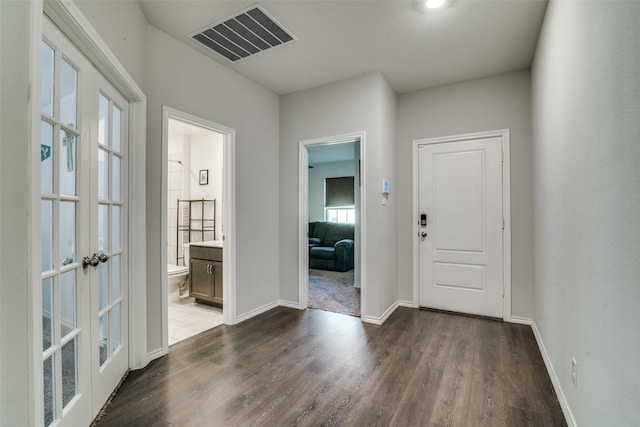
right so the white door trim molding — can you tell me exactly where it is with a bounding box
[28,4,46,425]
[29,0,147,424]
[160,107,237,354]
[298,132,366,319]
[412,129,512,320]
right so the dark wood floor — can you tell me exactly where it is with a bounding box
[94,307,566,426]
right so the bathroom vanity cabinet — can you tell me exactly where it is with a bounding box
[189,245,223,306]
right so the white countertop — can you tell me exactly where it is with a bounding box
[188,240,224,248]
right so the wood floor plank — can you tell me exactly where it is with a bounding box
[93,307,567,427]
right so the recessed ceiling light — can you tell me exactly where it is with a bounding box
[425,0,447,10]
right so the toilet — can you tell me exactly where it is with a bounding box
[167,264,189,303]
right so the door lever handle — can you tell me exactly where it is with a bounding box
[83,253,99,269]
[82,253,109,270]
[82,256,91,270]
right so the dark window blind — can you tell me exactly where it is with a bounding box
[325,176,354,207]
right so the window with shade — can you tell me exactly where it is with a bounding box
[325,176,355,224]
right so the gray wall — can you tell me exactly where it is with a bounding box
[378,74,398,314]
[145,26,281,351]
[396,70,534,318]
[0,2,31,424]
[531,2,640,425]
[75,0,147,91]
[279,72,398,320]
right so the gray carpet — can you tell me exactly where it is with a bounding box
[308,268,360,317]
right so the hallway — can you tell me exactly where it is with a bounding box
[95,307,565,426]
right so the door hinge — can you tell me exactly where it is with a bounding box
[501,150,504,163]
[502,219,505,230]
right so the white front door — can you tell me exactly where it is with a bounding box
[40,17,128,426]
[418,137,503,318]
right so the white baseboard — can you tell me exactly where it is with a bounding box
[398,300,417,308]
[362,301,399,325]
[507,315,532,325]
[235,300,281,323]
[531,321,577,427]
[145,348,166,365]
[279,300,301,309]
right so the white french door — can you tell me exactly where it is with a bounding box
[40,17,128,427]
[418,137,503,318]
[90,66,129,418]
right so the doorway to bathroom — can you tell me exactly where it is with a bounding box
[161,107,236,350]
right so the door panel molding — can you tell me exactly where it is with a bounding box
[412,129,511,320]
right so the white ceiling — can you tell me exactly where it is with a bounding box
[308,141,357,165]
[140,0,547,95]
[168,118,213,138]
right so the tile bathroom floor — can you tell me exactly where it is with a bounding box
[168,297,223,346]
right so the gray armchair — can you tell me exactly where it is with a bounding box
[308,222,354,272]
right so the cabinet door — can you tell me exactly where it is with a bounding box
[211,261,223,303]
[190,259,213,300]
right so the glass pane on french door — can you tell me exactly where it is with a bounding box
[96,91,125,368]
[40,34,82,426]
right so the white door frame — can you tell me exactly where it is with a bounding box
[29,0,147,424]
[298,132,366,319]
[161,107,237,353]
[412,129,512,321]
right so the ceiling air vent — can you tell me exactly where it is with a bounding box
[191,5,296,62]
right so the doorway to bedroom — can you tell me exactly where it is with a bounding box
[301,135,362,317]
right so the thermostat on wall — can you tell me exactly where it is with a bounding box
[382,179,390,194]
